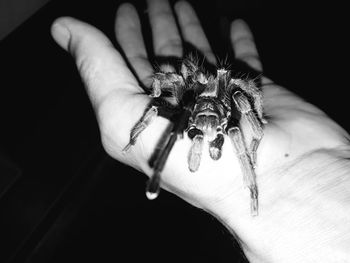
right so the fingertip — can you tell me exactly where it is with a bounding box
[115,2,139,29]
[174,1,196,19]
[51,16,114,60]
[51,17,73,50]
[231,19,253,41]
[116,2,137,20]
[174,0,190,12]
[117,2,136,14]
[232,18,247,27]
[231,18,249,29]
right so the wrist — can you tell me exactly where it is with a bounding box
[209,148,350,263]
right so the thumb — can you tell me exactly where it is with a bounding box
[50,17,142,108]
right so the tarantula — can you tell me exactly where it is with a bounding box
[123,56,266,216]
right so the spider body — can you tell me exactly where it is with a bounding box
[123,57,265,215]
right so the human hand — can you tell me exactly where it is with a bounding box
[51,0,350,261]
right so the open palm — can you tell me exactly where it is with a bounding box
[51,0,350,222]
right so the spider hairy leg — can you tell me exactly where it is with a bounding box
[146,129,177,199]
[146,109,192,199]
[180,57,198,80]
[233,91,263,167]
[187,127,204,172]
[227,126,258,216]
[180,57,208,85]
[151,78,162,97]
[150,72,185,98]
[122,105,158,153]
[231,79,266,124]
[249,132,263,168]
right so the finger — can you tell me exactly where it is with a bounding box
[148,0,182,58]
[51,17,152,153]
[51,17,143,105]
[174,1,216,64]
[115,3,154,86]
[231,19,262,72]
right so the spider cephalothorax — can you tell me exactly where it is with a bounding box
[123,56,266,216]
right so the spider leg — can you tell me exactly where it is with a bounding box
[233,91,263,167]
[227,125,258,216]
[151,77,162,97]
[231,79,267,124]
[146,127,177,199]
[146,109,192,199]
[181,57,208,85]
[150,72,184,98]
[123,95,179,153]
[122,105,158,153]
[209,126,225,160]
[187,126,204,172]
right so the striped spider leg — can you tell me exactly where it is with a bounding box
[222,72,265,215]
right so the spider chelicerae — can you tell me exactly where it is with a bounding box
[123,56,266,216]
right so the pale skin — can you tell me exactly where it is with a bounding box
[51,0,350,262]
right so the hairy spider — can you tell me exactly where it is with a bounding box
[123,56,266,216]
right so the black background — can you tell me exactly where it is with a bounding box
[0,0,348,262]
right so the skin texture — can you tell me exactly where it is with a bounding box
[51,0,350,262]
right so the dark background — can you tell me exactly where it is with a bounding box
[0,0,348,262]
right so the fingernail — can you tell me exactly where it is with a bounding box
[51,21,70,45]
